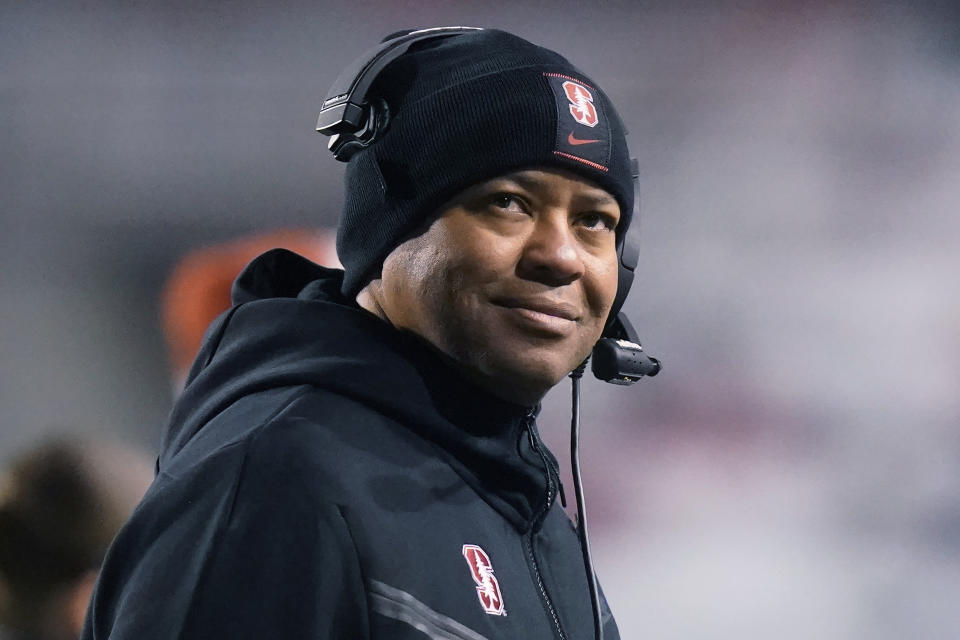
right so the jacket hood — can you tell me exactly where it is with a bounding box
[159,248,557,531]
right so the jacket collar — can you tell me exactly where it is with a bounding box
[166,249,557,531]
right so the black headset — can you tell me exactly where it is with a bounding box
[317,26,659,384]
[317,27,482,161]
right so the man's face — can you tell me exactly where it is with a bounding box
[366,167,622,405]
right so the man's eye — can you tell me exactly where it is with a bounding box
[490,194,525,212]
[580,212,618,231]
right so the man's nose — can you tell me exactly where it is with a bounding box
[516,214,585,286]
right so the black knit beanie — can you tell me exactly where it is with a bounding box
[337,28,634,297]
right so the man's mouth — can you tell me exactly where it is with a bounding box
[492,297,580,335]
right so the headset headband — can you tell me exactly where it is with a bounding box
[316,27,483,142]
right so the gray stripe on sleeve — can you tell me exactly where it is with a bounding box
[367,579,489,640]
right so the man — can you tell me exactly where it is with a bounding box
[84,28,639,639]
[0,438,150,640]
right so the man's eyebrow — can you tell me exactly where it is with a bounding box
[579,192,618,208]
[500,173,619,207]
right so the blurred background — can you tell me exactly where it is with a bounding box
[2,0,959,637]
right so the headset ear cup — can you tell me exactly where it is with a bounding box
[331,99,391,162]
[604,235,636,335]
[603,158,641,336]
[318,27,482,163]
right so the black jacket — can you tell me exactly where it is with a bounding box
[83,249,620,640]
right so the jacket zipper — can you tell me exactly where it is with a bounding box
[524,414,567,640]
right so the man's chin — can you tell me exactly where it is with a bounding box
[472,352,577,406]
[434,326,587,405]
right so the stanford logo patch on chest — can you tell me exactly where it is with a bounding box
[462,544,506,616]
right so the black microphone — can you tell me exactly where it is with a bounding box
[591,312,661,384]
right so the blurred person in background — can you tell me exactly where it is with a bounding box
[0,438,151,640]
[83,27,656,639]
[160,229,339,395]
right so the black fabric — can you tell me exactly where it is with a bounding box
[0,624,37,640]
[337,28,635,296]
[82,249,620,640]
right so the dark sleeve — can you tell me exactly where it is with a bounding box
[83,434,369,640]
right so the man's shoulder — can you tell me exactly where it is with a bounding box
[163,384,439,498]
[241,385,430,465]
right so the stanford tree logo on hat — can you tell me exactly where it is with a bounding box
[563,80,599,127]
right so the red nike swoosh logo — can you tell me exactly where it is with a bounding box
[568,131,600,145]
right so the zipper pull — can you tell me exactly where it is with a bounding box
[544,444,568,509]
[531,415,567,509]
[525,414,565,509]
